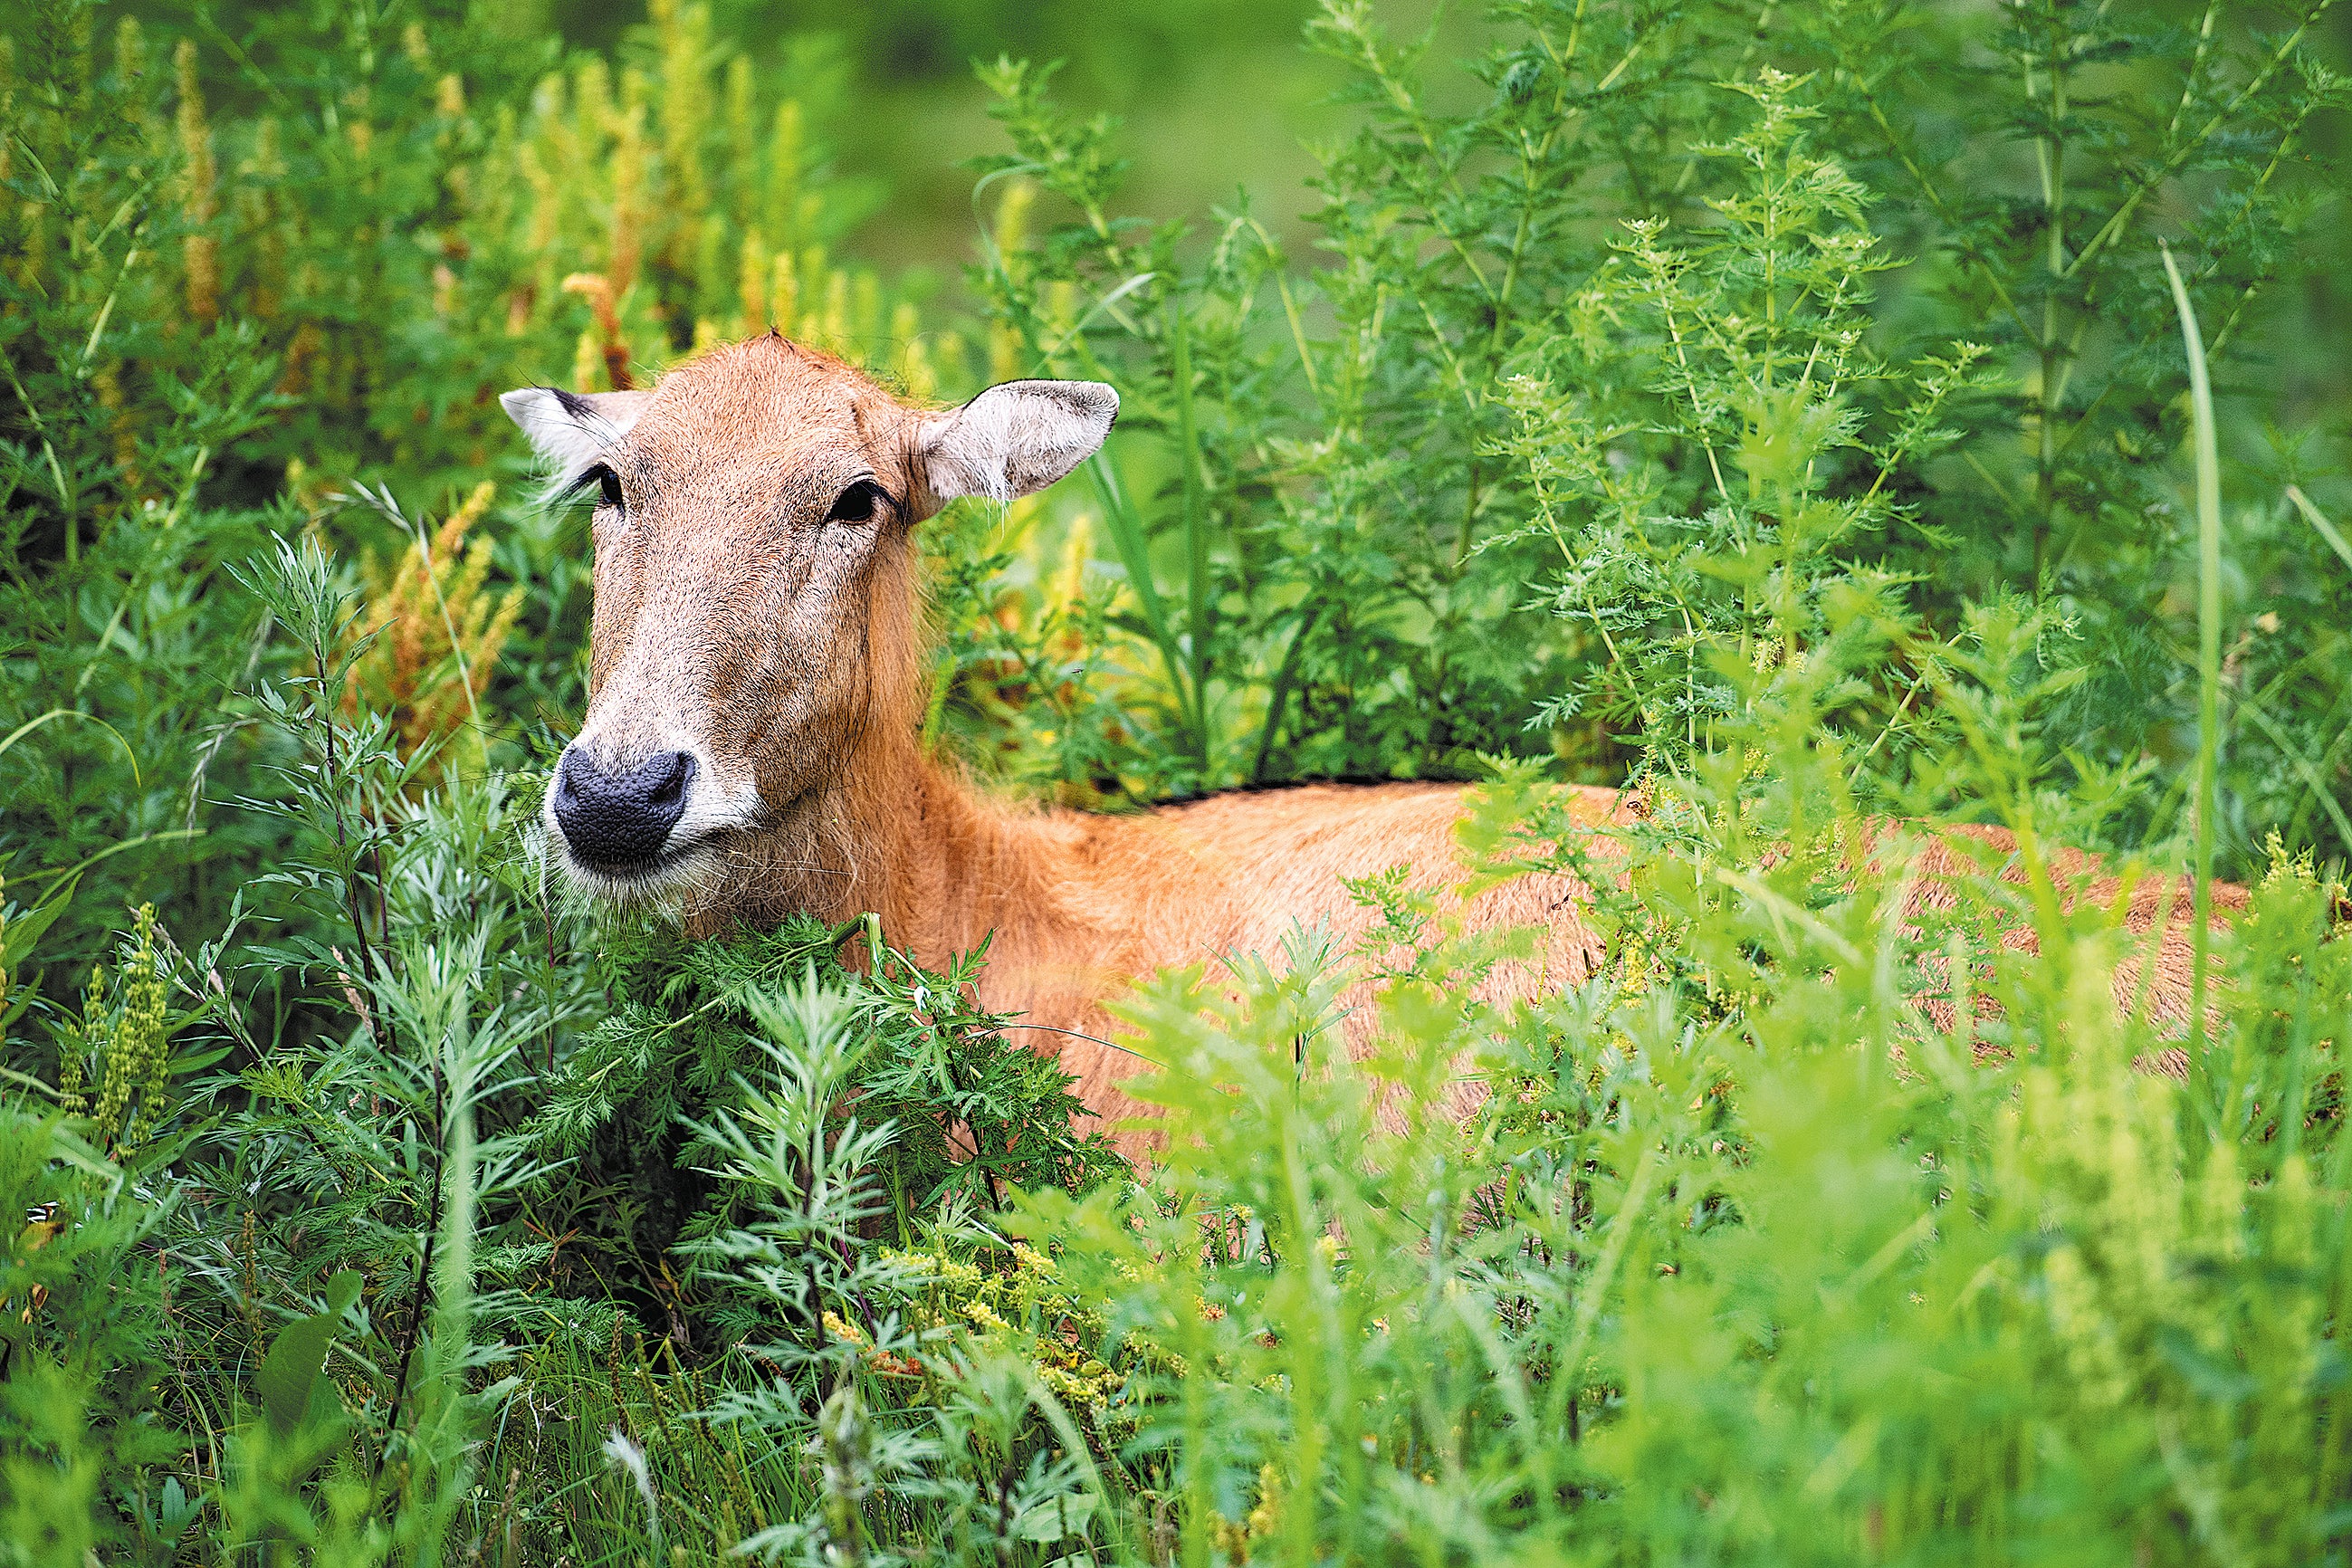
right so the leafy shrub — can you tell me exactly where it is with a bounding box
[527,910,1122,1332]
[973,0,2351,860]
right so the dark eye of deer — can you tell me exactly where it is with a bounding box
[827,479,885,524]
[591,464,624,511]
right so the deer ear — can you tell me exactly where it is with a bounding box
[917,379,1117,511]
[499,387,650,475]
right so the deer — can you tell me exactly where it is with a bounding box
[501,332,2241,1141]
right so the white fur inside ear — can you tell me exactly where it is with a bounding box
[499,387,649,488]
[920,379,1118,506]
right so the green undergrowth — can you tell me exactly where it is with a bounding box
[2,0,2350,1561]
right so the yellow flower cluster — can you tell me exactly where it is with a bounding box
[1210,1463,1286,1562]
[342,482,525,784]
[58,904,174,1154]
[1035,1341,1123,1412]
[37,3,975,533]
[479,0,957,396]
[173,38,217,324]
[884,1247,986,1295]
[884,1244,1128,1412]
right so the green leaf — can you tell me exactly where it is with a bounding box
[155,1476,200,1544]
[2,875,80,970]
[256,1270,363,1435]
[167,1044,234,1077]
[1009,1492,1097,1543]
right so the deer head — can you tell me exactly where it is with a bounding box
[502,334,1116,915]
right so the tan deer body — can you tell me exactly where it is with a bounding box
[502,335,2234,1137]
[708,754,1627,1124]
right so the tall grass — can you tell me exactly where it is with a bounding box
[2163,244,2225,1095]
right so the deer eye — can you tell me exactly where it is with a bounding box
[826,478,887,524]
[569,463,625,514]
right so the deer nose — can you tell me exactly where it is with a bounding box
[552,748,695,868]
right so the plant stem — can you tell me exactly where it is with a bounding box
[2162,245,2223,1086]
[1168,293,1215,774]
[2031,5,2069,595]
[376,1025,449,1491]
[1252,599,1324,784]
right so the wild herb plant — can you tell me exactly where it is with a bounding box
[525,908,1120,1333]
[971,0,1784,790]
[1789,0,2352,858]
[974,0,2348,854]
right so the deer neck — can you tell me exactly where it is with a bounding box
[684,722,1059,965]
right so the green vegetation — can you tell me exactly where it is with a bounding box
[2,0,2350,1561]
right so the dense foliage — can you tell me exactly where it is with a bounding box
[1,0,2349,1561]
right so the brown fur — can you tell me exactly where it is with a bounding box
[526,335,2242,1144]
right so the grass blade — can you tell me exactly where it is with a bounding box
[2161,244,2223,1087]
[2239,692,2352,856]
[1252,598,1324,783]
[0,708,141,786]
[2287,484,2352,573]
[1085,451,1202,741]
[1167,292,1215,771]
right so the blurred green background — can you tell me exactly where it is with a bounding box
[133,0,2352,412]
[552,0,1372,273]
[560,0,2352,391]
